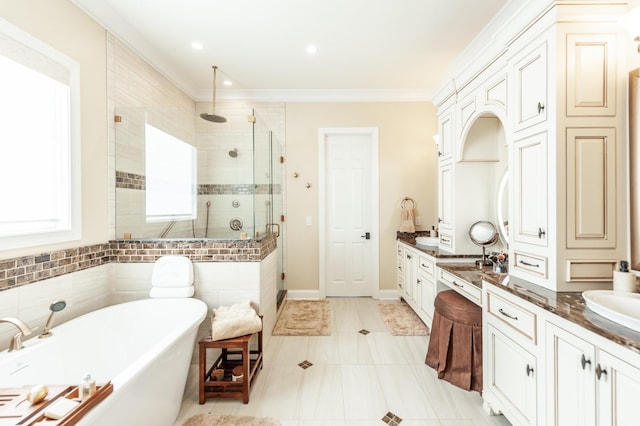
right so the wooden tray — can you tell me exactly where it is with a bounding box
[0,383,112,426]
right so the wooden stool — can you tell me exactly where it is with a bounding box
[198,326,263,404]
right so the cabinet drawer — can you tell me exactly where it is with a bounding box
[439,233,453,251]
[513,250,547,277]
[418,255,435,279]
[439,269,481,305]
[487,290,537,344]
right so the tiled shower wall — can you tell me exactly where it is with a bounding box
[108,33,286,241]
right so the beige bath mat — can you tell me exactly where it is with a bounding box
[183,413,280,426]
[272,299,331,336]
[377,303,430,336]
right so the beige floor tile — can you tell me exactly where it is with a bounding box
[174,297,511,426]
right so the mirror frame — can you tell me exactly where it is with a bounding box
[496,171,509,248]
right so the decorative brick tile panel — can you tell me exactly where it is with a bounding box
[0,234,277,292]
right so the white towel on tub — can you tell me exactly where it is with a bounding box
[210,300,262,341]
[151,255,194,288]
[149,285,195,298]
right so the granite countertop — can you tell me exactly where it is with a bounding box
[396,233,481,259]
[438,262,640,356]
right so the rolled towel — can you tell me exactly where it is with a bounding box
[210,300,262,341]
[150,285,195,298]
[151,255,193,288]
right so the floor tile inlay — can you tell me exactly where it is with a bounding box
[298,360,313,369]
[382,411,403,425]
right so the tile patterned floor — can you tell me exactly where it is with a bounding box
[174,298,512,426]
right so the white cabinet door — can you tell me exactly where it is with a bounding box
[513,42,548,132]
[597,349,640,426]
[513,131,548,247]
[403,247,417,304]
[418,272,435,323]
[438,108,454,162]
[546,322,597,426]
[437,162,453,231]
[486,323,538,426]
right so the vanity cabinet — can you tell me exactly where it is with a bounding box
[482,283,543,426]
[545,318,640,426]
[396,241,436,326]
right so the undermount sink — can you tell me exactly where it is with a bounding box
[582,290,640,333]
[415,236,439,247]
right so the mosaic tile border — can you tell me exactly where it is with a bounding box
[115,171,281,196]
[115,171,145,190]
[0,234,277,292]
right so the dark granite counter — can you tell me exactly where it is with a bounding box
[396,233,481,259]
[438,262,640,356]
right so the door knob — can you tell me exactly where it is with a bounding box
[361,232,371,240]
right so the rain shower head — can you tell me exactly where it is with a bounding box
[201,65,227,123]
[228,148,238,158]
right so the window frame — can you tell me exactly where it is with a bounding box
[0,18,81,251]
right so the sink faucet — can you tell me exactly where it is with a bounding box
[0,317,33,352]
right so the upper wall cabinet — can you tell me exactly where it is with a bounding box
[513,42,548,132]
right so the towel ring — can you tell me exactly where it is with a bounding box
[401,197,414,209]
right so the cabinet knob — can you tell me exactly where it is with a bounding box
[595,364,608,380]
[580,354,591,370]
[538,227,546,239]
[537,102,545,113]
[406,254,412,259]
[526,364,534,377]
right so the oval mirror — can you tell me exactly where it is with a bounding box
[469,221,499,267]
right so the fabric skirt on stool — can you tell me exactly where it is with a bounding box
[425,290,483,392]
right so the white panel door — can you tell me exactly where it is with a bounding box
[321,129,378,297]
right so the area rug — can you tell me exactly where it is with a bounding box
[377,303,430,336]
[183,413,280,426]
[272,299,331,336]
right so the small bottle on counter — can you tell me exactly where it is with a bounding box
[429,226,437,238]
[79,373,96,401]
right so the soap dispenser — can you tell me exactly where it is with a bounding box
[613,260,636,292]
[79,373,96,401]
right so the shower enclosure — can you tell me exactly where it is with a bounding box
[114,105,285,296]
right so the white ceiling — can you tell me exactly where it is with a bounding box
[71,0,513,102]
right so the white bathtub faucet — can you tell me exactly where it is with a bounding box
[0,317,33,352]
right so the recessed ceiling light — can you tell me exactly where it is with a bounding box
[306,45,318,54]
[223,80,233,86]
[191,42,203,50]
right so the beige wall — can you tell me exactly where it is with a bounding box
[0,0,108,259]
[285,102,438,293]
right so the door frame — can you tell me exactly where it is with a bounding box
[318,127,379,298]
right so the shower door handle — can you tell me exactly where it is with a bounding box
[266,223,280,238]
[361,232,371,240]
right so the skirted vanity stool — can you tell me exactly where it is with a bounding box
[425,290,483,392]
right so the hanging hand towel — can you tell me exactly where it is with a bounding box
[400,198,415,233]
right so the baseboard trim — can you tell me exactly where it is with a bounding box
[286,289,323,299]
[376,289,400,300]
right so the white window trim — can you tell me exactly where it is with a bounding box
[0,18,81,251]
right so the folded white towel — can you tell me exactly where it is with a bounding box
[151,255,193,288]
[210,300,262,341]
[150,285,195,298]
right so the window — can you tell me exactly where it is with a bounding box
[145,123,197,222]
[0,18,81,250]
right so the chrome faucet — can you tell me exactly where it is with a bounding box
[0,317,33,352]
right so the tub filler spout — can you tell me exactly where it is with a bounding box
[0,317,33,352]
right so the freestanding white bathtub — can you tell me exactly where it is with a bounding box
[0,298,208,426]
